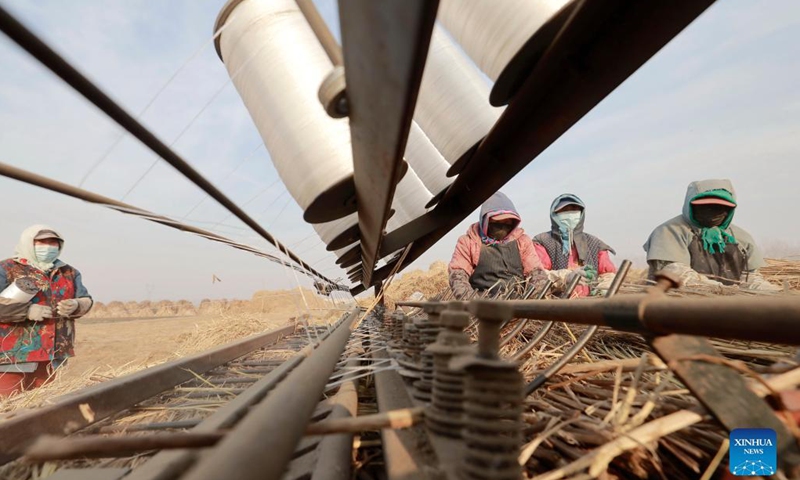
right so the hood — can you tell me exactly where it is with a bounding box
[14,224,64,272]
[681,179,737,229]
[549,193,586,233]
[477,191,522,244]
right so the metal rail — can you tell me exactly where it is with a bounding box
[338,0,439,286]
[0,323,294,465]
[353,0,717,293]
[0,5,331,283]
[181,311,360,480]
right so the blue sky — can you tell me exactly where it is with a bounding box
[0,0,798,303]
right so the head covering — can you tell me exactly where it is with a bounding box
[681,180,738,254]
[14,224,64,272]
[553,197,585,213]
[478,192,521,245]
[548,194,586,255]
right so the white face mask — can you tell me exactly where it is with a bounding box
[555,211,581,231]
[34,244,59,264]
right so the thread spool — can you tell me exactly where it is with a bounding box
[0,277,39,303]
[415,25,502,177]
[437,0,575,106]
[406,122,452,201]
[215,0,355,223]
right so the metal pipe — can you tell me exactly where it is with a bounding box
[524,260,631,395]
[313,357,359,480]
[181,310,359,480]
[472,294,800,346]
[295,0,343,66]
[0,6,328,283]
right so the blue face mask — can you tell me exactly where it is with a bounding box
[34,245,59,264]
[555,211,581,231]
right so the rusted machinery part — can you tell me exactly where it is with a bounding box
[0,323,295,466]
[524,260,632,395]
[180,311,359,480]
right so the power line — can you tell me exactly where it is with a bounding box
[0,6,333,284]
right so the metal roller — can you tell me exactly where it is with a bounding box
[405,121,452,200]
[437,0,575,106]
[415,25,502,176]
[215,0,355,224]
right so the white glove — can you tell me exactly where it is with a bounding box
[27,304,54,321]
[660,263,723,288]
[57,299,79,316]
[739,271,782,292]
[594,273,616,292]
[545,269,572,288]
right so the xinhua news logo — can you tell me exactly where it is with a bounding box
[729,428,777,476]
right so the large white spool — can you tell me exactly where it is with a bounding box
[437,0,573,106]
[405,122,451,199]
[215,0,356,224]
[415,25,502,175]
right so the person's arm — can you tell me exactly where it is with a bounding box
[517,235,545,276]
[56,269,94,318]
[532,243,552,270]
[449,236,476,300]
[739,270,781,292]
[597,250,617,274]
[658,262,723,288]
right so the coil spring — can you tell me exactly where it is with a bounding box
[402,323,423,361]
[393,312,406,342]
[461,363,523,480]
[426,349,467,437]
[412,318,441,402]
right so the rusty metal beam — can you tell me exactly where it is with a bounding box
[354,0,716,293]
[338,0,438,286]
[0,324,294,465]
[180,311,359,480]
[475,295,800,345]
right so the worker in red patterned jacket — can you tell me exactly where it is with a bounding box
[534,194,617,297]
[0,225,93,396]
[448,192,546,299]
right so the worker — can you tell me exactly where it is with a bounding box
[533,194,617,297]
[448,192,545,299]
[643,179,779,290]
[0,225,93,397]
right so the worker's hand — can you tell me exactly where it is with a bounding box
[56,299,79,317]
[449,270,475,300]
[27,304,54,321]
[545,269,572,288]
[661,262,722,288]
[75,297,94,316]
[739,271,782,292]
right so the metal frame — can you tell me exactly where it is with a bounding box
[338,0,439,286]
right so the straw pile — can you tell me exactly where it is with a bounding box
[383,260,449,308]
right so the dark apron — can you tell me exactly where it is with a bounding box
[688,235,746,285]
[469,241,524,295]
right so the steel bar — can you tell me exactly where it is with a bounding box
[474,295,800,346]
[0,162,323,280]
[0,6,330,283]
[181,311,359,480]
[25,433,224,461]
[509,275,581,362]
[354,0,716,293]
[295,0,343,66]
[338,0,438,286]
[372,347,435,480]
[126,355,306,480]
[312,357,359,480]
[0,324,294,466]
[524,260,631,395]
[97,419,202,434]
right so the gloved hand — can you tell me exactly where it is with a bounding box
[57,299,79,317]
[545,269,572,288]
[739,271,782,292]
[27,304,54,321]
[661,262,723,288]
[449,270,475,300]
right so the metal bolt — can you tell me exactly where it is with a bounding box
[469,300,514,358]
